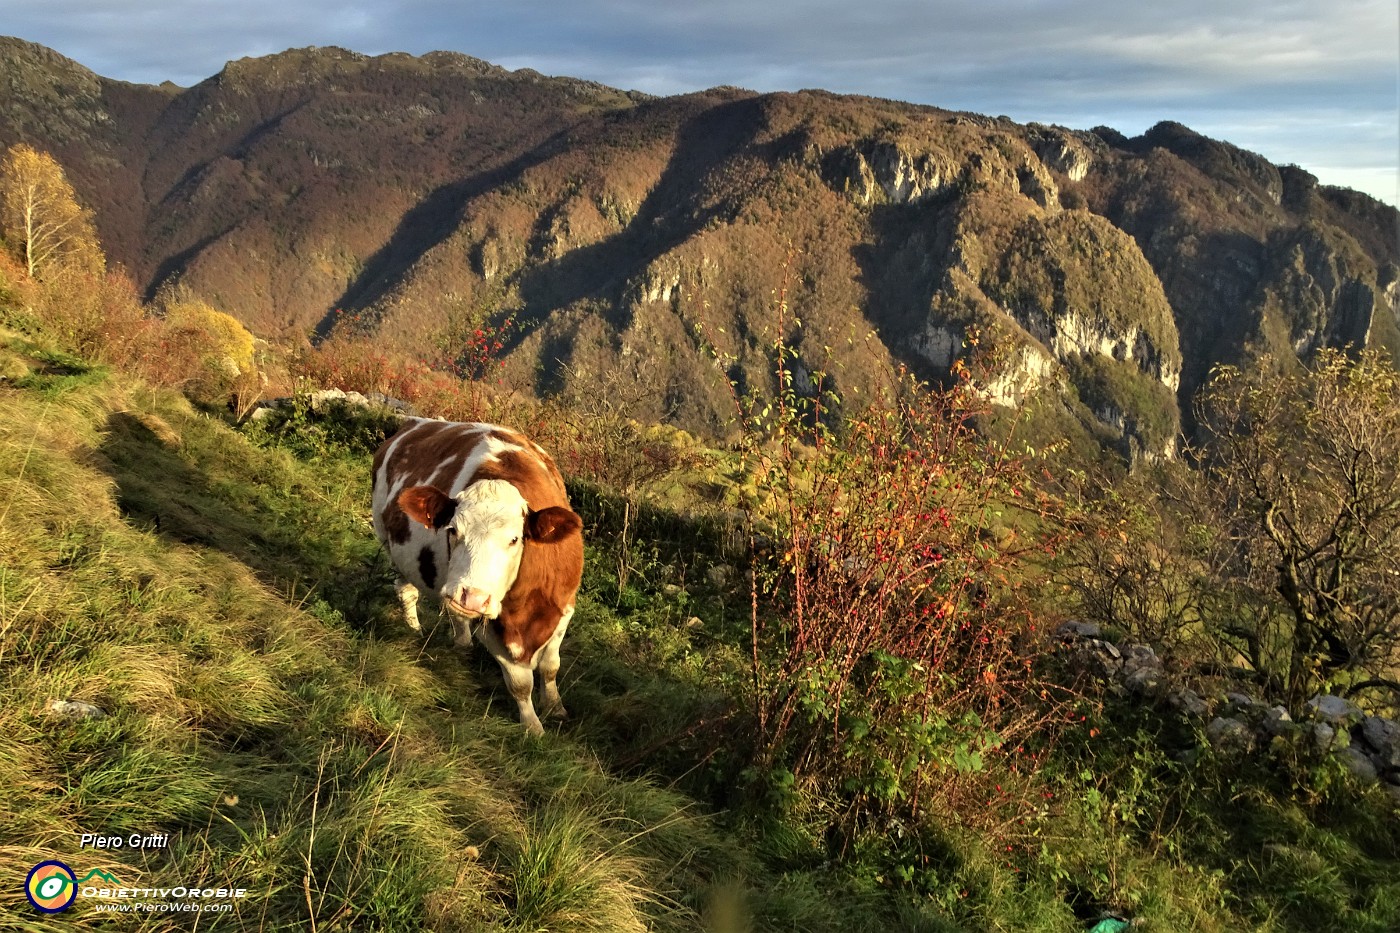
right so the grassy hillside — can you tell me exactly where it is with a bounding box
[0,264,1394,924]
[0,329,972,931]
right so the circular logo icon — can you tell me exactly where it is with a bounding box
[26,860,77,913]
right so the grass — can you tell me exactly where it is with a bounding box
[0,347,720,929]
[0,334,962,931]
[2,327,1398,932]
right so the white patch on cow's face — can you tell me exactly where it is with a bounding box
[440,479,528,619]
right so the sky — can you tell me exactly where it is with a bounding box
[3,0,1397,206]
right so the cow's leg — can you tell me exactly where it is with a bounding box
[496,657,545,736]
[537,607,573,720]
[395,579,421,632]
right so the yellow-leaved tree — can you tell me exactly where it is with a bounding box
[0,144,104,281]
[159,292,262,409]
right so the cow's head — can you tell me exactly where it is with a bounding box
[397,479,581,619]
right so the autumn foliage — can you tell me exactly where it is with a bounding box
[1193,350,1400,706]
[728,282,1074,839]
[0,143,104,281]
[0,146,533,424]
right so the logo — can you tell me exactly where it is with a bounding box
[26,860,78,913]
[79,868,122,886]
[24,858,248,915]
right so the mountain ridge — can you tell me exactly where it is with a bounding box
[2,36,1396,457]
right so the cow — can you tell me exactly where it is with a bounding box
[371,418,584,736]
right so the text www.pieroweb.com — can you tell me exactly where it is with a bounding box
[90,900,234,914]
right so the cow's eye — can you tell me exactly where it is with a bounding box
[509,535,520,546]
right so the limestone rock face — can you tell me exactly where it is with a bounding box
[1256,225,1391,356]
[905,204,1183,460]
[1027,126,1095,182]
[855,141,959,204]
[826,134,1063,211]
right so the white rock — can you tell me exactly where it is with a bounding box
[1360,717,1400,768]
[1169,688,1209,717]
[1262,706,1297,738]
[1056,620,1101,640]
[1306,694,1363,726]
[1207,717,1254,754]
[1092,639,1122,660]
[47,699,105,720]
[1125,666,1163,696]
[1310,722,1350,754]
[1122,643,1160,667]
[706,564,736,588]
[1226,692,1265,712]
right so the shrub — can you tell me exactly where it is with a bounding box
[293,334,518,423]
[245,390,406,461]
[134,297,257,407]
[1061,349,1400,712]
[1055,465,1217,654]
[729,276,1074,843]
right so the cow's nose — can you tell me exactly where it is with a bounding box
[454,588,495,617]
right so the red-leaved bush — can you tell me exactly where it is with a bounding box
[732,287,1074,840]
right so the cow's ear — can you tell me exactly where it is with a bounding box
[525,506,582,543]
[398,485,457,530]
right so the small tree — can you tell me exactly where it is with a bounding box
[0,144,104,281]
[1196,350,1400,706]
[159,295,259,406]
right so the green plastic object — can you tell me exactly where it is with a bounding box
[1087,919,1131,933]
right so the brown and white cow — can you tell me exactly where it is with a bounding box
[371,418,584,735]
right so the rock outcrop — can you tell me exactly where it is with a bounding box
[1056,621,1400,803]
